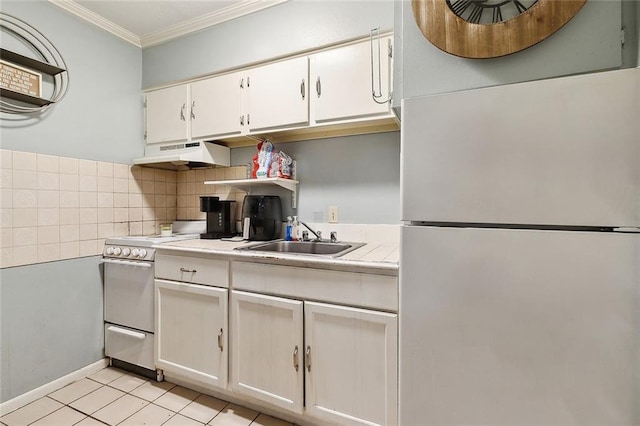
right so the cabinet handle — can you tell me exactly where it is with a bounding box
[300,79,305,100]
[240,78,244,89]
[190,101,196,120]
[217,328,223,351]
[240,115,244,126]
[179,267,196,273]
[293,346,299,372]
[247,113,250,126]
[316,77,321,98]
[305,345,311,372]
[180,104,186,121]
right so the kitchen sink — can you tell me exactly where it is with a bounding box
[236,240,366,257]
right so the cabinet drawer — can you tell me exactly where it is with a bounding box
[232,262,397,312]
[156,252,229,287]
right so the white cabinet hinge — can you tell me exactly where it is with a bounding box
[620,27,625,45]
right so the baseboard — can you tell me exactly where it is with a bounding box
[0,358,108,416]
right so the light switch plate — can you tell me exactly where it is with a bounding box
[328,206,338,223]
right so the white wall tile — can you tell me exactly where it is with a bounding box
[1,228,13,248]
[59,174,79,191]
[79,224,98,240]
[114,164,129,179]
[79,240,98,257]
[14,227,38,246]
[78,160,97,176]
[98,208,114,224]
[142,168,155,181]
[60,191,80,208]
[38,208,60,226]
[114,222,128,236]
[114,193,128,208]
[79,192,97,208]
[128,194,142,208]
[129,221,142,235]
[13,208,37,227]
[97,192,114,208]
[0,247,13,268]
[129,208,142,221]
[37,154,59,173]
[38,243,60,262]
[13,245,37,266]
[113,178,128,193]
[38,190,60,208]
[59,208,80,225]
[97,177,114,193]
[14,189,38,208]
[97,162,113,177]
[97,223,114,239]
[59,241,80,259]
[60,225,80,242]
[38,226,60,244]
[38,172,60,190]
[0,169,13,189]
[13,170,37,189]
[142,221,156,235]
[114,208,128,222]
[79,208,97,224]
[12,152,37,171]
[0,149,12,169]
[0,188,12,209]
[59,157,79,174]
[79,176,97,192]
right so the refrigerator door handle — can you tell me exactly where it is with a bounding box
[613,227,640,233]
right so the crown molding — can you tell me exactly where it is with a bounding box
[141,0,289,48]
[47,0,141,47]
[47,0,289,49]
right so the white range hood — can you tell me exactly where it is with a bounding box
[133,141,230,170]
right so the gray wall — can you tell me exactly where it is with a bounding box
[0,0,142,402]
[394,0,630,103]
[1,1,143,163]
[0,258,104,402]
[231,132,401,224]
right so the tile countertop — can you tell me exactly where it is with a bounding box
[153,224,399,275]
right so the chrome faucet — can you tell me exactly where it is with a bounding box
[300,222,322,241]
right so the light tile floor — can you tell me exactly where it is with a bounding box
[1,367,294,426]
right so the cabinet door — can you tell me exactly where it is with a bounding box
[246,56,309,132]
[155,279,228,389]
[145,85,190,144]
[191,73,244,139]
[230,290,304,413]
[310,37,392,123]
[304,301,398,426]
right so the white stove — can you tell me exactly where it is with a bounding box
[102,221,204,378]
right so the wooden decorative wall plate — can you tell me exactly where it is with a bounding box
[412,0,588,59]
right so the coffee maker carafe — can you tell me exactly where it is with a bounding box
[241,195,282,241]
[200,196,236,239]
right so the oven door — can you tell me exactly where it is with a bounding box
[103,258,155,333]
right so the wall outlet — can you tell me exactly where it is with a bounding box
[328,206,338,223]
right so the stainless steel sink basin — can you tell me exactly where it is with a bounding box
[236,240,365,257]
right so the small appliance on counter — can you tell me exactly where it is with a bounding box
[241,195,282,241]
[200,196,236,239]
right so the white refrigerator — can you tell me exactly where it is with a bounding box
[399,68,640,425]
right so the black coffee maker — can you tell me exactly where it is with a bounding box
[200,196,236,239]
[241,195,282,241]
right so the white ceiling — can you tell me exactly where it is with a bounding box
[47,0,289,48]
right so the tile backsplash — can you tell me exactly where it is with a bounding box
[0,149,246,268]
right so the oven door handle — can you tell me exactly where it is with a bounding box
[101,258,152,268]
[107,325,146,340]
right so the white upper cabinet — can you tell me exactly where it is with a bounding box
[246,56,309,132]
[190,72,244,140]
[145,85,190,144]
[310,36,393,124]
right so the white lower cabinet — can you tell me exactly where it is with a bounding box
[155,279,228,389]
[230,291,304,413]
[304,302,398,426]
[230,290,398,426]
